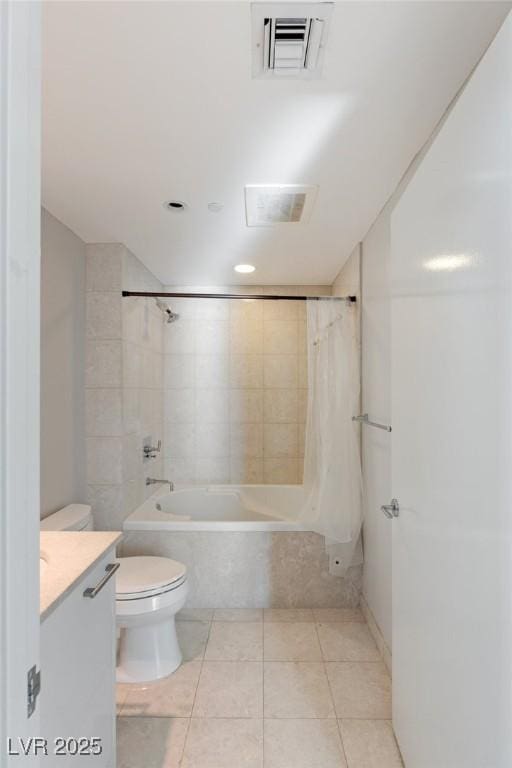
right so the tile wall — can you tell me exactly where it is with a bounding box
[85,244,165,529]
[162,295,310,485]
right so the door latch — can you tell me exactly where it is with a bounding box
[381,498,400,519]
[27,665,41,718]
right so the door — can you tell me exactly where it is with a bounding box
[390,14,512,768]
[0,3,42,764]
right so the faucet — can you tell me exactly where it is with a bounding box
[146,477,174,492]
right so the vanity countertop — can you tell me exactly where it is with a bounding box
[40,531,122,622]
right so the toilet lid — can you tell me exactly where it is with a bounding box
[116,556,187,598]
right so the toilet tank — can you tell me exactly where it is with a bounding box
[40,504,94,531]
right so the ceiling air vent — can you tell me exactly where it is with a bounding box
[245,185,318,226]
[252,3,333,79]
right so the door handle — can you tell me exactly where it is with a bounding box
[381,498,399,519]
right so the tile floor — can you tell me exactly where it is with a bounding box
[116,608,403,768]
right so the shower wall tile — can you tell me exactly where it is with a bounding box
[264,424,298,459]
[163,295,308,485]
[264,389,298,423]
[86,291,122,339]
[86,244,123,292]
[165,354,195,389]
[263,458,300,484]
[264,355,298,388]
[230,355,263,388]
[85,243,164,529]
[86,437,123,484]
[85,340,122,388]
[263,321,299,354]
[85,388,123,437]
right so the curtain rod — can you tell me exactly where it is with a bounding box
[121,291,357,303]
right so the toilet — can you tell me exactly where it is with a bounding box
[41,503,188,683]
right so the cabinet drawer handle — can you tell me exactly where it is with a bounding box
[83,562,120,598]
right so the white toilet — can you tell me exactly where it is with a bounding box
[41,503,188,683]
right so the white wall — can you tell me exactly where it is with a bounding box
[41,208,86,517]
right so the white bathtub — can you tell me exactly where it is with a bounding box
[124,485,309,532]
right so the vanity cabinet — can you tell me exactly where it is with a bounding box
[40,549,117,767]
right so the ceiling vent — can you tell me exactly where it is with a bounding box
[245,185,318,226]
[252,2,333,79]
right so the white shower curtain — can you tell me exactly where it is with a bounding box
[300,298,363,575]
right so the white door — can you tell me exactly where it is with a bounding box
[0,3,42,764]
[390,14,512,768]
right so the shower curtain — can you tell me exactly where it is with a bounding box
[300,298,363,575]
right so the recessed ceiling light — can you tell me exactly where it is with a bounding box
[234,264,256,274]
[208,202,224,213]
[163,200,188,212]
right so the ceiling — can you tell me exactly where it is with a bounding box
[42,1,509,285]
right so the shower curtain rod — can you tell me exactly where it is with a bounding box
[122,291,357,303]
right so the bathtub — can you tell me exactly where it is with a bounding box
[121,485,362,609]
[123,484,309,532]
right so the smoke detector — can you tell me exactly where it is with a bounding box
[245,185,318,226]
[252,2,333,79]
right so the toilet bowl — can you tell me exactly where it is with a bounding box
[41,504,188,683]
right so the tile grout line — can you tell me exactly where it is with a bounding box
[180,618,213,763]
[314,620,350,768]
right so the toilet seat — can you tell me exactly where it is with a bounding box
[116,556,187,601]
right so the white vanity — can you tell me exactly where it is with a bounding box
[40,531,121,767]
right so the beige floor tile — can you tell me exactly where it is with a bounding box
[264,662,335,719]
[178,608,214,622]
[313,608,364,623]
[264,719,347,768]
[264,608,314,622]
[193,661,263,718]
[205,621,263,660]
[117,717,189,768]
[264,622,322,661]
[176,621,211,661]
[317,623,381,661]
[181,718,263,768]
[326,662,391,719]
[339,720,403,768]
[213,608,263,622]
[121,661,202,718]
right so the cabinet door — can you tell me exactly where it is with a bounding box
[41,551,117,767]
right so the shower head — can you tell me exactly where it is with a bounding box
[156,299,179,323]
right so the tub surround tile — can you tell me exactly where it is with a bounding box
[85,388,123,437]
[181,718,263,768]
[263,321,298,355]
[264,662,335,719]
[264,608,314,623]
[264,719,347,768]
[193,661,263,718]
[214,609,263,622]
[317,622,381,662]
[230,355,263,388]
[86,437,123,484]
[194,457,230,485]
[117,716,189,768]
[121,661,202,718]
[264,389,298,423]
[176,621,211,661]
[122,530,363,610]
[164,354,195,389]
[263,622,322,661]
[326,662,392,719]
[338,720,403,768]
[205,622,263,661]
[263,356,298,389]
[195,355,230,389]
[195,320,229,355]
[229,389,263,424]
[263,423,298,458]
[313,608,364,623]
[263,300,299,321]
